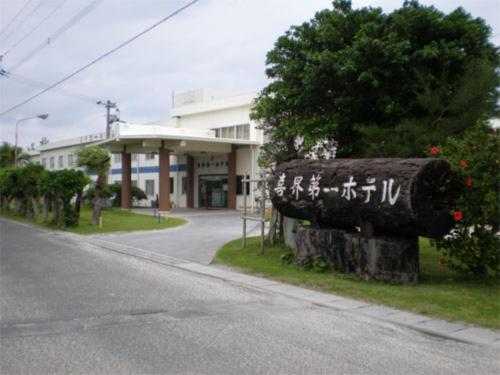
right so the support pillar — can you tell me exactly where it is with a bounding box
[186,155,194,208]
[227,145,237,209]
[159,148,170,212]
[121,152,131,209]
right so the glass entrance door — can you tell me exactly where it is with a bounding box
[199,175,228,208]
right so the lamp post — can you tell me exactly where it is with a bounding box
[15,113,49,167]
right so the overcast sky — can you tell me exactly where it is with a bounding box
[0,0,498,149]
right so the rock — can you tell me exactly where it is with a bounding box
[295,226,419,285]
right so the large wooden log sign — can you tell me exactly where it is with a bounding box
[270,158,453,238]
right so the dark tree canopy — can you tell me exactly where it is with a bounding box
[251,0,499,161]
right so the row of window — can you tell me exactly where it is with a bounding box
[117,177,188,197]
[113,153,156,163]
[212,124,250,140]
[41,154,77,169]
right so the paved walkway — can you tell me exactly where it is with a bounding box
[74,210,500,348]
[90,208,263,264]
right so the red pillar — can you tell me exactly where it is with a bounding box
[121,152,131,209]
[159,148,170,211]
[227,145,237,209]
[186,155,194,208]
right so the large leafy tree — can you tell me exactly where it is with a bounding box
[0,142,30,168]
[252,0,499,161]
[77,146,111,225]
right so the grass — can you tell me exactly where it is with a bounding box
[215,237,500,329]
[0,207,186,234]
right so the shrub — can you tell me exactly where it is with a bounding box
[431,124,499,278]
[313,255,329,273]
[281,252,294,265]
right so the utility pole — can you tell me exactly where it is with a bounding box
[97,100,118,138]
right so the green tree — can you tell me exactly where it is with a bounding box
[252,0,499,160]
[39,170,58,223]
[53,169,88,227]
[0,142,30,168]
[17,164,44,219]
[76,146,110,225]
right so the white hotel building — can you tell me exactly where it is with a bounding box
[31,89,263,211]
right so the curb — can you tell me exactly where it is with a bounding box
[78,235,500,349]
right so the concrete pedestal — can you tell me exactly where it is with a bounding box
[295,226,419,285]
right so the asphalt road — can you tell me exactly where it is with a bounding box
[1,218,499,374]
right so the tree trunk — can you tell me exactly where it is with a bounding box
[283,216,299,250]
[91,173,106,225]
[266,207,278,245]
[43,196,50,223]
[31,197,39,220]
[270,158,454,238]
[75,190,83,220]
[52,198,61,224]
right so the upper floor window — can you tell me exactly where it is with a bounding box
[58,155,64,168]
[41,158,46,167]
[114,154,122,163]
[68,154,74,167]
[211,123,250,140]
[145,153,155,160]
[49,157,54,169]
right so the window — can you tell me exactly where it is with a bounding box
[68,154,74,167]
[145,153,155,160]
[49,157,54,169]
[221,127,234,139]
[236,175,250,195]
[145,180,155,196]
[182,176,187,194]
[114,154,122,163]
[41,158,46,167]
[170,177,174,194]
[132,180,137,187]
[236,124,250,139]
[58,155,64,168]
[132,154,138,162]
[212,124,250,140]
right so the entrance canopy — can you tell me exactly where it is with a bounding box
[97,122,260,212]
[99,123,260,155]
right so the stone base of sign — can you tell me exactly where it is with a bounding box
[295,226,419,285]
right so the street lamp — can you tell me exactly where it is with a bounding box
[15,114,49,167]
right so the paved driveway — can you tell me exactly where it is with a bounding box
[89,209,262,264]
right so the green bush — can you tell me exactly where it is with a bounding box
[431,124,499,278]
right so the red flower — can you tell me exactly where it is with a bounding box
[460,160,468,169]
[490,129,497,136]
[439,257,448,267]
[454,211,463,222]
[429,146,439,155]
[466,177,473,187]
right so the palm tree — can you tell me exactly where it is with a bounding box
[0,142,30,168]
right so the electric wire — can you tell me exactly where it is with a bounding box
[0,0,45,45]
[7,0,105,73]
[0,0,34,37]
[2,0,70,59]
[1,69,101,104]
[0,0,200,116]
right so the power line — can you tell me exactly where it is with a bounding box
[0,0,34,37]
[1,69,101,104]
[0,0,200,117]
[0,0,45,46]
[1,0,70,59]
[7,0,105,73]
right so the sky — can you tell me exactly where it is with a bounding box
[0,0,498,149]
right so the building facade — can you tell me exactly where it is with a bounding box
[31,89,263,210]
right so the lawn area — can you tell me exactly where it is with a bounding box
[0,207,186,234]
[215,237,500,329]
